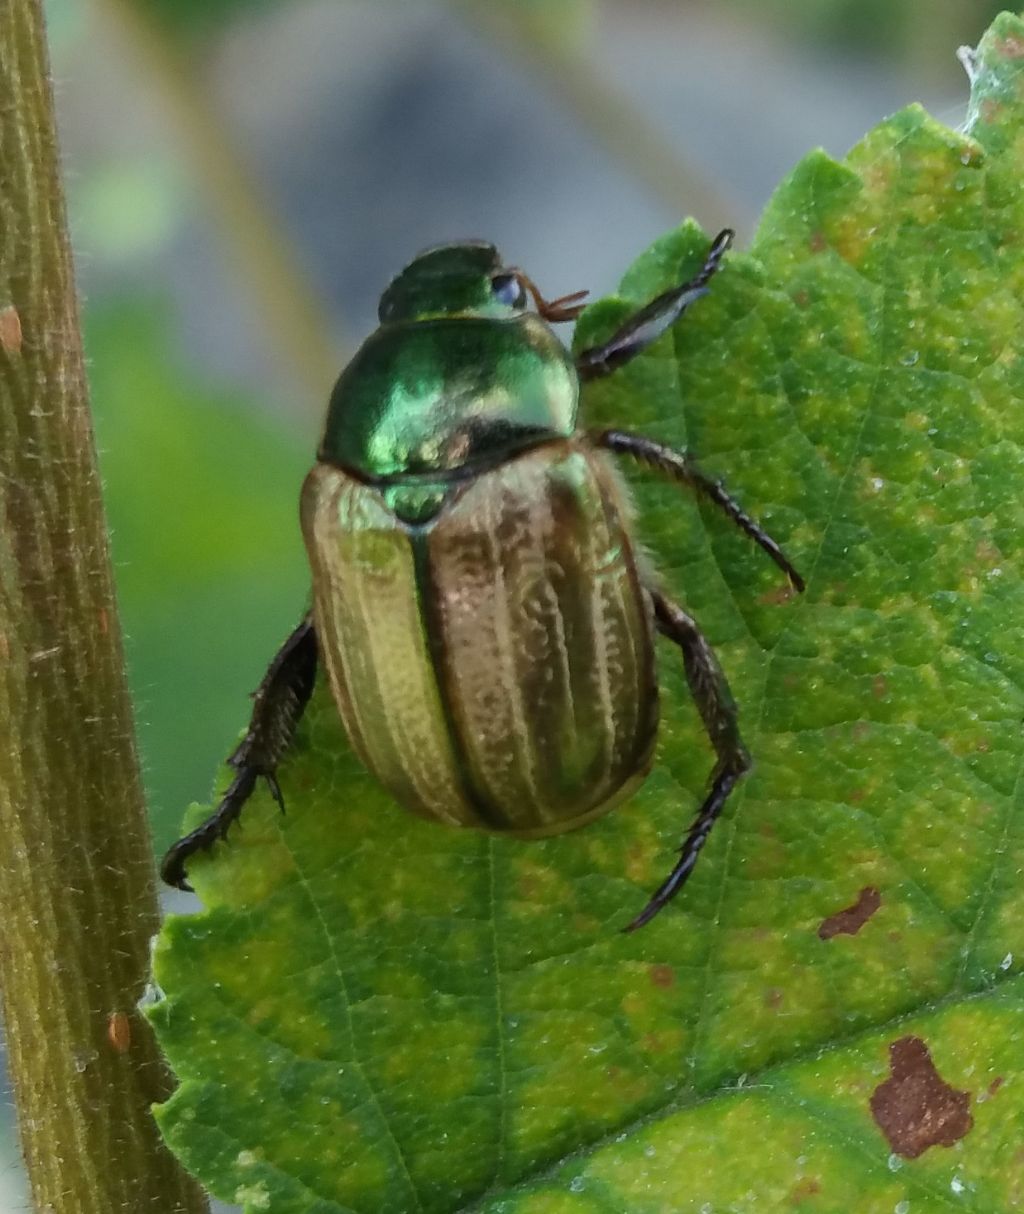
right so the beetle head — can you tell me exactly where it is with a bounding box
[378,242,587,325]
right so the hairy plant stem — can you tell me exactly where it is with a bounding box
[0,6,208,1212]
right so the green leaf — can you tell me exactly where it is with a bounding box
[150,13,1024,1211]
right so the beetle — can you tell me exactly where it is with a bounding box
[162,230,803,931]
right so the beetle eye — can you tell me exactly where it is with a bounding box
[490,273,527,309]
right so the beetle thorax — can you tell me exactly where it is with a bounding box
[318,312,579,487]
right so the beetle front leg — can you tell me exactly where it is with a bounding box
[160,615,318,890]
[625,588,750,933]
[575,229,733,383]
[594,428,804,592]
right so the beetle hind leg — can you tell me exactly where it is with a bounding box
[160,615,318,890]
[624,588,750,933]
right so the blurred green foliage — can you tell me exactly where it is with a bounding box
[731,0,1006,57]
[87,300,311,852]
[131,0,1008,63]
[131,0,278,41]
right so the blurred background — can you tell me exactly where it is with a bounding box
[0,0,1005,1207]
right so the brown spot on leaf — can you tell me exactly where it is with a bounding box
[759,582,798,606]
[998,34,1024,58]
[649,964,675,989]
[870,1036,973,1158]
[872,674,887,699]
[764,987,784,1010]
[974,538,1002,565]
[818,886,881,940]
[809,230,828,253]
[516,870,543,900]
[625,841,652,882]
[0,305,22,353]
[791,1177,822,1204]
[978,1075,1004,1103]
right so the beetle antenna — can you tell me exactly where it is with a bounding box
[514,271,589,322]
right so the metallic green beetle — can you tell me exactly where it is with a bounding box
[162,231,803,930]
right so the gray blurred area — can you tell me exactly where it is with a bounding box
[1,0,976,1207]
[57,1,963,409]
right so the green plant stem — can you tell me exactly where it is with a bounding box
[0,6,208,1211]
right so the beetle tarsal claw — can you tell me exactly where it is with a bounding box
[264,773,285,812]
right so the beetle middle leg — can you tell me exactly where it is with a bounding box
[161,615,318,890]
[625,587,750,933]
[594,428,805,592]
[575,229,733,382]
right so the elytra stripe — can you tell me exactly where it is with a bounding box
[410,531,512,830]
